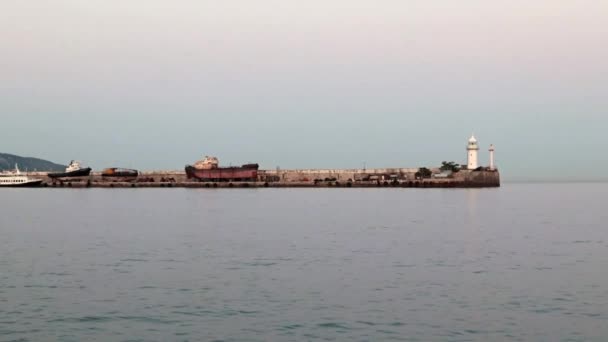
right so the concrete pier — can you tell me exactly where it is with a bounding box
[25,169,500,188]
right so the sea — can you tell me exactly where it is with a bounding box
[1,184,607,341]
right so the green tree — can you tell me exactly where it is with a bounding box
[440,161,460,172]
[416,167,432,179]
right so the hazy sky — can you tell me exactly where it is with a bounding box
[1,1,607,181]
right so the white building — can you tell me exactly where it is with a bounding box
[489,144,496,170]
[467,135,479,169]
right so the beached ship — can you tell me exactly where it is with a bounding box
[185,156,259,182]
[0,164,43,187]
[101,168,139,178]
[48,160,92,179]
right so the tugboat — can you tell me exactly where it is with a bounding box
[0,164,43,187]
[47,160,92,179]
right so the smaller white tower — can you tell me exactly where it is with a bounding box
[467,135,479,169]
[489,144,495,170]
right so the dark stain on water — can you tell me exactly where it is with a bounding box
[1,185,608,341]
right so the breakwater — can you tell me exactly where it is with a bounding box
[25,169,500,188]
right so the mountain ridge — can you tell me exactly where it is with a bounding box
[0,153,66,172]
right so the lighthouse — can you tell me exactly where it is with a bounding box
[489,144,496,170]
[467,135,479,169]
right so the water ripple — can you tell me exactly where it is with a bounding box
[2,185,608,341]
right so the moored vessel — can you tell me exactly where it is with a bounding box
[102,168,139,178]
[48,160,92,179]
[185,156,259,182]
[0,164,43,187]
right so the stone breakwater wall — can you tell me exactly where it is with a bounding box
[25,169,500,188]
[452,169,501,187]
[260,169,499,187]
[259,168,421,182]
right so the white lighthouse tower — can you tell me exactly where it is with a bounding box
[467,135,479,170]
[489,144,496,170]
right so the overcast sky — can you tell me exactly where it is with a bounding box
[1,1,606,181]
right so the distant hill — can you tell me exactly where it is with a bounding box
[0,153,65,172]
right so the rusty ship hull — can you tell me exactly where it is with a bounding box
[185,164,259,182]
[102,168,139,178]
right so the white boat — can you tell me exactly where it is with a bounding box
[0,164,43,187]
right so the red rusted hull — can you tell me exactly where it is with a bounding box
[185,164,258,181]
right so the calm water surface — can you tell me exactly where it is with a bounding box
[1,184,607,341]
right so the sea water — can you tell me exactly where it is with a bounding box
[1,184,607,341]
